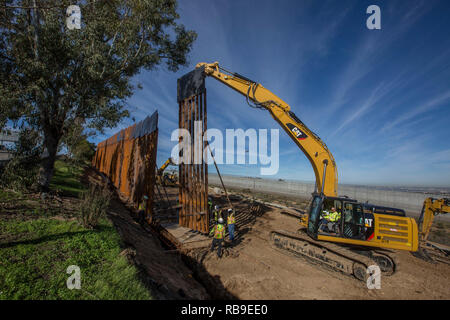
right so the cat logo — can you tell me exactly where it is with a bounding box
[365,218,373,227]
[286,123,307,140]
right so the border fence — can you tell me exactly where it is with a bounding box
[92,111,158,221]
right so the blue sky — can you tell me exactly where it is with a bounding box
[93,0,450,187]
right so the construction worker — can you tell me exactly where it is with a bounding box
[209,217,225,257]
[320,207,341,233]
[329,207,341,222]
[207,197,213,215]
[320,208,330,229]
[138,195,149,224]
[212,205,222,224]
[227,208,236,243]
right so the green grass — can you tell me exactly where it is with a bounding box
[0,159,152,300]
[49,160,85,197]
[0,218,151,299]
[0,188,24,201]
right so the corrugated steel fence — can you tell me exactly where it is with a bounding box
[92,111,158,221]
[177,68,209,234]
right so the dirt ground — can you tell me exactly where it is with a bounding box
[178,188,450,300]
[88,167,450,300]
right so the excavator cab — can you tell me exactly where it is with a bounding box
[341,201,367,240]
[307,194,369,241]
[307,195,324,239]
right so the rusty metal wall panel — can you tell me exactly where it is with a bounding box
[92,111,158,222]
[178,92,209,234]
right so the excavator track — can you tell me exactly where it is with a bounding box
[371,250,399,276]
[270,229,397,281]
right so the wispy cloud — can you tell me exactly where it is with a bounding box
[382,89,450,132]
[325,1,433,121]
[331,76,403,136]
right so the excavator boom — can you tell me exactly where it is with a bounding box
[419,197,450,241]
[196,62,338,197]
[157,157,174,176]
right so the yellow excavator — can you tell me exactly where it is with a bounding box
[156,157,178,186]
[415,197,450,263]
[179,61,448,280]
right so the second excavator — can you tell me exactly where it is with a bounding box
[156,157,178,186]
[178,62,447,280]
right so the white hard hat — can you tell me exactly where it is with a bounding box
[218,218,224,224]
[214,205,219,210]
[227,208,232,212]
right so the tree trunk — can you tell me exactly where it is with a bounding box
[37,132,59,192]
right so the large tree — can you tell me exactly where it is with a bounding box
[0,0,196,191]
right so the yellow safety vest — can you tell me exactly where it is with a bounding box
[227,215,235,225]
[322,210,330,219]
[213,224,225,239]
[139,202,146,210]
[328,211,341,222]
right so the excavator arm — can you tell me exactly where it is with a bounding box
[195,62,338,197]
[418,197,450,241]
[157,157,174,176]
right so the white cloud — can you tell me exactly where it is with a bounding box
[383,90,450,132]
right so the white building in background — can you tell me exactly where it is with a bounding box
[0,128,19,163]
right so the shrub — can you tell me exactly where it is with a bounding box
[62,124,96,167]
[0,157,40,191]
[0,128,42,191]
[79,184,112,229]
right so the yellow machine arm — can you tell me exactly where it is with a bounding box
[196,62,338,197]
[419,197,450,241]
[157,157,174,176]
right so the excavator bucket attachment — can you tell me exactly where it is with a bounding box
[177,65,206,102]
